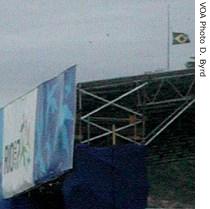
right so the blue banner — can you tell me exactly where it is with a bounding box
[34,66,76,183]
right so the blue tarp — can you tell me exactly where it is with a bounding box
[63,144,148,209]
[0,144,148,209]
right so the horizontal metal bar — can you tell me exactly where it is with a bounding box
[115,133,138,144]
[82,119,142,133]
[138,96,193,107]
[79,88,142,117]
[81,119,142,144]
[82,119,110,132]
[88,116,130,122]
[81,131,112,144]
[81,82,148,120]
[115,120,142,132]
[79,72,194,91]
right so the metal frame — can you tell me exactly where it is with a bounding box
[81,119,142,144]
[80,82,148,120]
[145,99,195,145]
[79,89,142,117]
[77,69,194,146]
[78,83,147,144]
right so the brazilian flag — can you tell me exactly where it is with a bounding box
[172,32,190,44]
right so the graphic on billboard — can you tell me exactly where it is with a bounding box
[34,67,76,183]
[0,65,76,199]
[2,89,37,198]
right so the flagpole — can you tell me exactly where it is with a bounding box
[167,4,170,70]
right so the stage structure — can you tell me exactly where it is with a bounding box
[0,68,194,208]
[76,69,194,147]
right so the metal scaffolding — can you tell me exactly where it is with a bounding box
[76,69,194,147]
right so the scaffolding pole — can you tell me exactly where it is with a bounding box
[145,99,194,145]
[81,82,148,120]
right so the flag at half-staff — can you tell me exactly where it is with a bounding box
[172,32,190,44]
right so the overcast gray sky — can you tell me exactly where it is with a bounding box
[0,0,194,107]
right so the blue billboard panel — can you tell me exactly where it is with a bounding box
[34,66,76,183]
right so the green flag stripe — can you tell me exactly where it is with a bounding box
[172,32,190,44]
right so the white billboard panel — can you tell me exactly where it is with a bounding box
[2,89,37,198]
